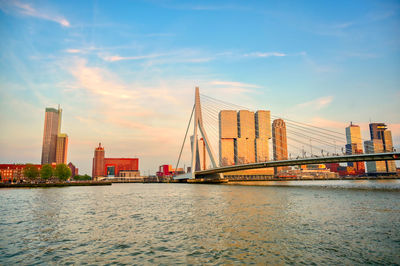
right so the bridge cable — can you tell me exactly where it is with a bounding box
[175,104,195,173]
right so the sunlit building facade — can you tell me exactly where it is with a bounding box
[368,123,396,173]
[272,119,288,175]
[236,110,256,164]
[345,122,365,174]
[41,107,61,164]
[41,106,68,165]
[364,139,387,173]
[345,122,363,152]
[219,109,271,166]
[255,110,271,162]
[219,110,237,166]
[56,134,68,164]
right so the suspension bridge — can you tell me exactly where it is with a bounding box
[174,87,399,181]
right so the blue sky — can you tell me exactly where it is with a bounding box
[0,0,399,174]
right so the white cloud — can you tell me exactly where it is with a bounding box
[101,53,164,62]
[0,0,70,27]
[99,48,216,64]
[298,96,334,109]
[65,49,81,54]
[244,52,286,57]
[310,117,347,129]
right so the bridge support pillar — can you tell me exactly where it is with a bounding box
[189,173,227,183]
[190,87,219,179]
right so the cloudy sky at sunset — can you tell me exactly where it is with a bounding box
[1,0,399,174]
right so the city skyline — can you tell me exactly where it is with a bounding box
[0,0,399,174]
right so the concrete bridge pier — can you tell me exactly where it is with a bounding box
[188,173,228,183]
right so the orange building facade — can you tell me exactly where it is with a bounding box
[272,119,288,174]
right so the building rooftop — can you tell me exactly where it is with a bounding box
[45,107,59,113]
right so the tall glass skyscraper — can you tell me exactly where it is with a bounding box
[345,122,365,174]
[365,123,396,173]
[41,106,68,165]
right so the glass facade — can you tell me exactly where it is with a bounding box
[41,108,61,164]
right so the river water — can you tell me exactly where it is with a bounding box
[0,180,399,265]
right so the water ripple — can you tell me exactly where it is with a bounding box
[0,182,399,264]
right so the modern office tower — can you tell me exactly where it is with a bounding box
[219,109,271,166]
[219,111,237,166]
[345,122,363,152]
[364,140,387,173]
[237,110,255,139]
[345,122,365,173]
[220,139,235,166]
[92,143,105,177]
[255,111,271,162]
[255,138,269,162]
[369,123,396,173]
[235,110,256,164]
[219,110,238,139]
[41,107,62,164]
[255,111,271,139]
[235,138,255,164]
[383,130,394,151]
[55,133,68,164]
[369,123,387,140]
[272,119,288,174]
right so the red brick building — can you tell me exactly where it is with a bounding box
[68,162,79,178]
[92,143,105,177]
[92,143,139,178]
[0,164,42,183]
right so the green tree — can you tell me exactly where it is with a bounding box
[23,164,39,180]
[54,164,72,181]
[40,164,53,180]
[74,174,92,181]
[83,174,92,180]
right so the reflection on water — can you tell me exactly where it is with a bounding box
[0,181,399,264]
[228,179,400,190]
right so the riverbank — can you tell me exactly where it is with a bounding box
[0,181,112,188]
[4,177,397,187]
[227,176,400,182]
[111,176,399,184]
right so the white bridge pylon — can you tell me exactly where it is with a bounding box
[190,87,221,179]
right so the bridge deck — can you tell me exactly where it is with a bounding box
[194,152,400,176]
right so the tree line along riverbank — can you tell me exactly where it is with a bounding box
[0,181,112,188]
